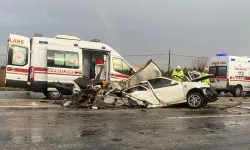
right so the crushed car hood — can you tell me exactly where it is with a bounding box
[191,74,213,82]
[119,59,162,89]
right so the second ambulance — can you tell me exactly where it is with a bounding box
[209,53,250,97]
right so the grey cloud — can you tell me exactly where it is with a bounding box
[1,0,250,69]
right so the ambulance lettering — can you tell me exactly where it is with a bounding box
[9,38,24,45]
[211,62,226,65]
[48,68,76,75]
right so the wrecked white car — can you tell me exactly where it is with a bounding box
[109,60,218,109]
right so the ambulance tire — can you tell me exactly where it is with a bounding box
[233,85,243,97]
[43,91,48,97]
[47,91,63,100]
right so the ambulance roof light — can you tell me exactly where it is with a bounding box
[216,53,227,56]
[54,35,81,41]
[90,39,100,42]
[231,58,235,61]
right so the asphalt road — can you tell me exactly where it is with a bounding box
[0,91,45,99]
[1,104,250,150]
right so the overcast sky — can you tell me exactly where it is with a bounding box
[1,0,250,70]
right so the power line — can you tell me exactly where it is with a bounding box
[123,53,208,58]
[0,53,209,59]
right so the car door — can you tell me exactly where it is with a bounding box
[149,78,185,104]
[5,34,30,88]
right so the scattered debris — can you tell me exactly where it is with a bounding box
[111,138,122,142]
[92,106,98,109]
[80,130,97,136]
[63,101,72,107]
[242,107,250,110]
[29,102,38,106]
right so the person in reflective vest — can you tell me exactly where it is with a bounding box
[172,66,184,82]
[201,68,210,83]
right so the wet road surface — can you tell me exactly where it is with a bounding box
[1,107,250,150]
[0,91,45,99]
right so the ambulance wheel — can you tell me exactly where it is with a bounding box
[47,91,63,100]
[43,91,48,97]
[233,86,242,97]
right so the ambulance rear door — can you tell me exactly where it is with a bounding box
[5,34,30,88]
[209,56,228,89]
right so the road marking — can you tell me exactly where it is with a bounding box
[210,102,250,105]
[242,107,250,110]
[165,114,250,119]
[0,105,61,108]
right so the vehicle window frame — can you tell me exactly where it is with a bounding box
[209,66,227,76]
[209,66,216,75]
[7,44,28,66]
[112,57,132,75]
[47,50,79,69]
[148,78,175,89]
[217,66,227,76]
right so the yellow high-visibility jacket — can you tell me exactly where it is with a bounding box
[172,70,184,82]
[201,72,210,83]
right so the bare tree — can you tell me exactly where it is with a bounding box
[192,57,208,72]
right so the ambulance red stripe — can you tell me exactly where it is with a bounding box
[6,67,28,73]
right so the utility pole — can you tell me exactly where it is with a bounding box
[167,49,171,77]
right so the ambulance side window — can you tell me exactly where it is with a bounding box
[209,66,227,76]
[217,66,227,76]
[7,45,28,66]
[47,50,79,69]
[209,66,216,75]
[112,57,132,75]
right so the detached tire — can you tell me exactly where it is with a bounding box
[47,91,63,100]
[233,86,242,97]
[187,92,204,109]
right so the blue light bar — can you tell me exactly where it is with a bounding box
[216,53,227,56]
[231,58,235,61]
[39,41,44,44]
[74,44,78,47]
[248,60,250,62]
[44,41,48,44]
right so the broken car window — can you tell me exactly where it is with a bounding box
[148,78,173,89]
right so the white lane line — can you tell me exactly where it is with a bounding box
[242,107,250,110]
[165,114,250,119]
[210,102,250,105]
[0,105,61,108]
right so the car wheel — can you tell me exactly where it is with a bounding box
[47,91,63,100]
[187,92,204,109]
[43,91,48,97]
[233,86,242,97]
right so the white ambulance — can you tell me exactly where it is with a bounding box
[5,34,135,99]
[208,53,250,97]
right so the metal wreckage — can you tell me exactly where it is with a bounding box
[53,59,218,109]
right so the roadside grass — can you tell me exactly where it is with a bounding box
[0,87,27,91]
